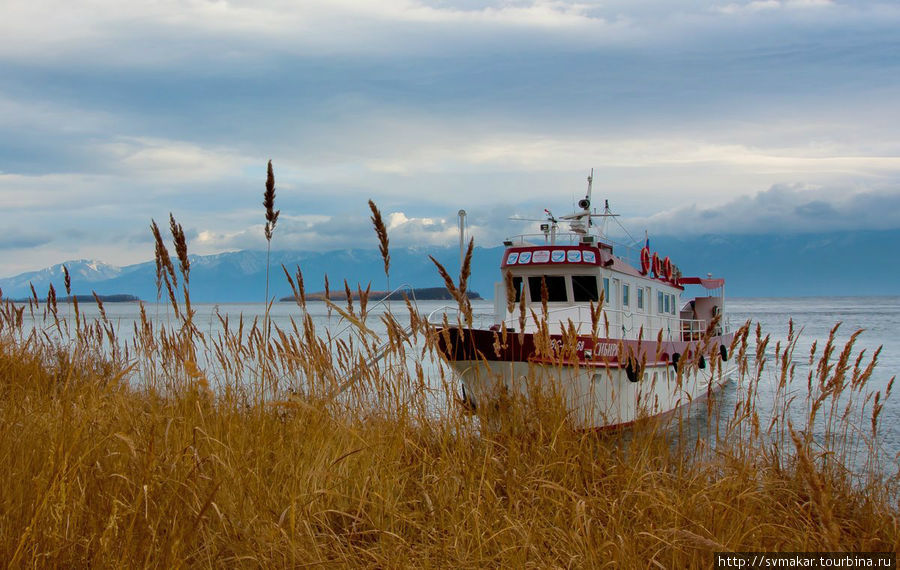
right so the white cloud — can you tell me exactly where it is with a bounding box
[97,137,254,182]
[0,0,625,64]
[183,207,485,257]
[0,172,118,209]
[13,0,894,67]
[387,212,409,229]
[1,0,899,280]
[717,0,834,15]
[0,94,115,132]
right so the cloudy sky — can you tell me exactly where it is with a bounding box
[1,0,898,276]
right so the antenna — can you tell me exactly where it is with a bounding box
[598,199,612,236]
[577,169,593,212]
[457,209,467,271]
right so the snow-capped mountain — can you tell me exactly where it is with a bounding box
[2,229,900,302]
[0,259,131,298]
[0,247,490,302]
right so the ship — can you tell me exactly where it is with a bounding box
[435,172,737,429]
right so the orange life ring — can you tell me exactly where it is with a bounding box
[651,252,661,277]
[640,247,651,275]
[663,256,673,281]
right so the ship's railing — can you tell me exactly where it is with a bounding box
[426,303,732,342]
[425,305,497,330]
[499,305,679,341]
[498,305,731,342]
[503,233,641,267]
[329,283,419,340]
[504,232,593,246]
[679,317,727,340]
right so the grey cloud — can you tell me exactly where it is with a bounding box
[630,183,900,236]
[0,234,53,250]
[793,200,838,219]
[1,0,898,278]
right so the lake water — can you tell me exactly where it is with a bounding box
[17,296,900,469]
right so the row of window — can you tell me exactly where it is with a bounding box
[511,274,677,315]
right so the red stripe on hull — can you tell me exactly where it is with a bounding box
[437,326,733,368]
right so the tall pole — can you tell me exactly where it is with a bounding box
[457,209,467,271]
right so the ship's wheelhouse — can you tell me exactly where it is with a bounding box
[496,243,688,340]
[507,272,601,305]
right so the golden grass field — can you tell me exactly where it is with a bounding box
[1,196,898,567]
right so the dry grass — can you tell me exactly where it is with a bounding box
[0,218,898,568]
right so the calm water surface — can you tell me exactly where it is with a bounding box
[21,296,900,463]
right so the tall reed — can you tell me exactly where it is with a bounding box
[263,160,280,306]
[368,199,390,293]
[0,205,897,567]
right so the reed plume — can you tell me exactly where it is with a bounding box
[169,213,190,285]
[150,219,181,318]
[368,199,390,286]
[150,220,178,292]
[458,238,474,326]
[430,254,472,327]
[263,160,280,242]
[263,160,280,306]
[344,278,354,315]
[359,283,371,319]
[458,237,473,299]
[295,266,306,308]
[281,264,307,311]
[430,255,458,301]
[324,274,332,317]
[63,265,71,296]
[47,283,57,320]
[504,270,515,314]
[169,214,196,345]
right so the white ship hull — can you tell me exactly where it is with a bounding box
[449,359,736,429]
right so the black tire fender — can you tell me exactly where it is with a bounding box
[625,358,639,383]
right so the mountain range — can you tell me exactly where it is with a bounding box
[2,229,898,302]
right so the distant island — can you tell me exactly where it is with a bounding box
[7,293,141,303]
[60,294,141,303]
[280,287,481,302]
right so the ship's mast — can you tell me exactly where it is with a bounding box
[584,169,593,215]
[457,209,467,271]
[599,199,612,237]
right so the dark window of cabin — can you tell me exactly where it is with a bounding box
[512,276,523,302]
[572,275,599,302]
[528,275,567,302]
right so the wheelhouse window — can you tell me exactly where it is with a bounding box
[670,294,677,315]
[572,275,599,302]
[657,291,664,315]
[622,284,630,307]
[637,288,644,310]
[511,276,523,302]
[664,293,670,314]
[528,275,567,302]
[602,277,610,304]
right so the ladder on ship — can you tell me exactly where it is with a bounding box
[330,323,414,397]
[327,284,419,399]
